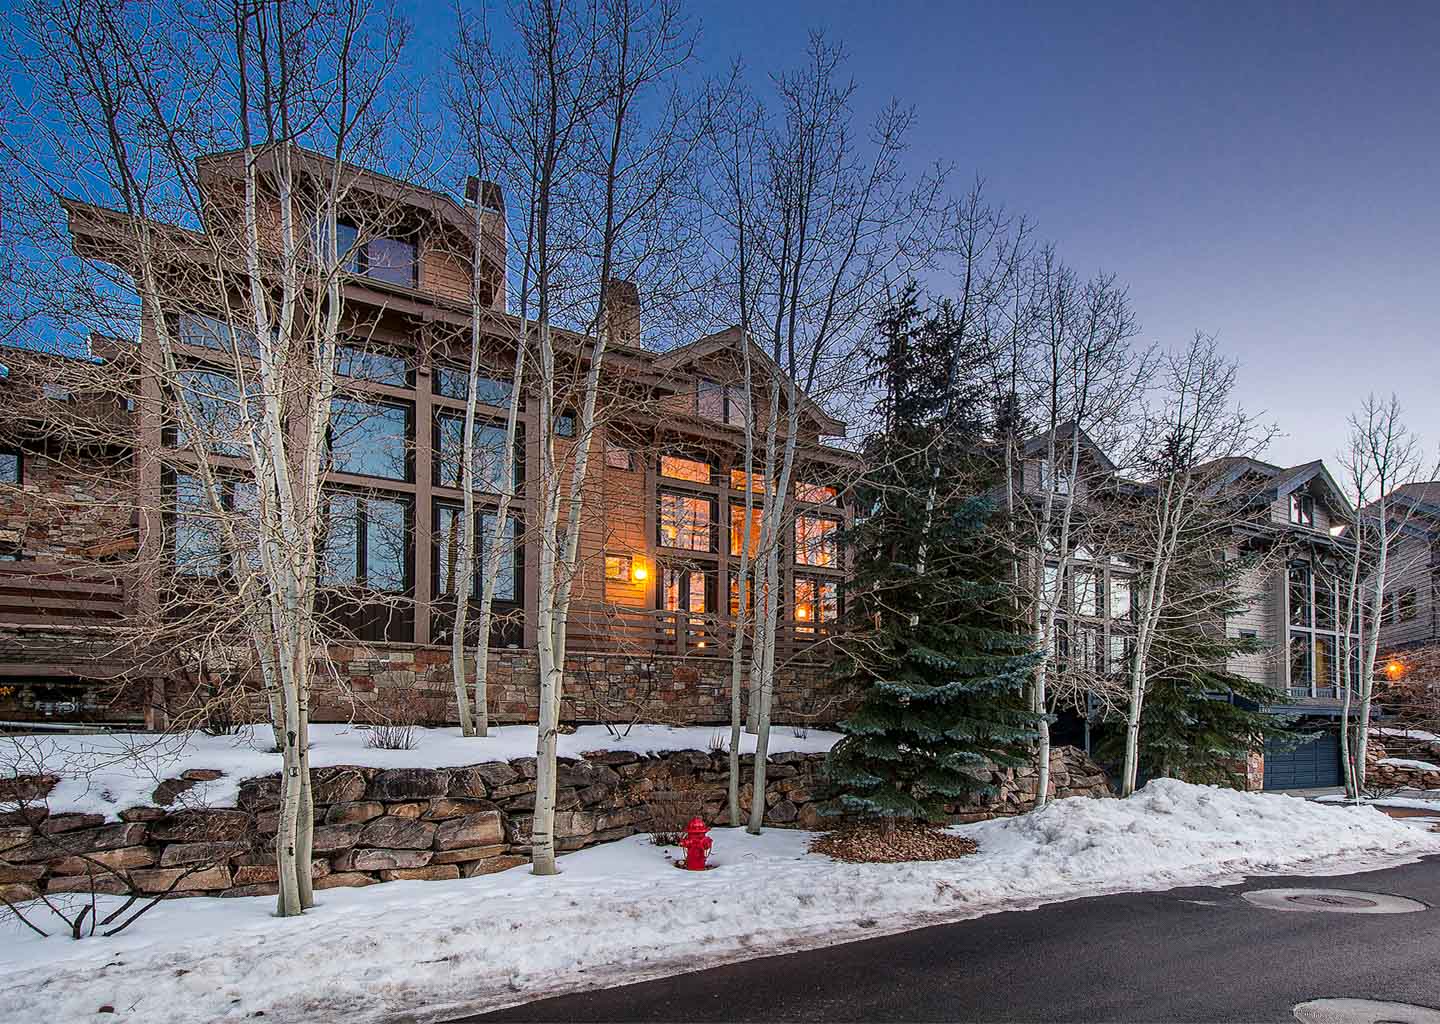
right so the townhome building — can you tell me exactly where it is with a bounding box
[0,149,858,729]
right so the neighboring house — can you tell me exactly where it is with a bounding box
[0,150,858,728]
[1370,482,1440,658]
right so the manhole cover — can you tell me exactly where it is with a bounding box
[1294,998,1440,1024]
[1244,888,1427,914]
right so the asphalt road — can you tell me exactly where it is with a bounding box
[455,855,1440,1023]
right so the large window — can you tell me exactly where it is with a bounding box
[174,369,254,457]
[660,566,712,614]
[327,397,412,481]
[794,576,838,634]
[1289,493,1315,527]
[795,481,838,504]
[433,505,519,602]
[1287,557,1350,697]
[320,492,410,592]
[660,454,712,485]
[335,344,410,386]
[658,490,716,551]
[176,312,260,357]
[794,514,840,567]
[433,411,518,493]
[169,472,258,578]
[328,220,418,287]
[1072,571,1102,617]
[434,364,514,406]
[1288,563,1312,627]
[730,505,762,559]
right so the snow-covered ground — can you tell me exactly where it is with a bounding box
[1374,727,1440,743]
[1317,792,1440,812]
[2,780,1437,1024]
[1379,756,1440,772]
[0,724,842,820]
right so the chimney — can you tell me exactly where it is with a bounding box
[602,279,641,348]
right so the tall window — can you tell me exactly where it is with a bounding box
[794,576,838,634]
[795,514,840,567]
[327,397,412,481]
[660,566,712,614]
[433,505,519,602]
[730,506,762,558]
[174,369,254,457]
[433,411,517,493]
[658,491,715,551]
[1109,575,1133,620]
[1289,493,1315,527]
[169,472,258,577]
[1072,571,1102,617]
[433,364,514,406]
[1288,563,1312,627]
[320,492,410,592]
[1,449,22,485]
[1286,557,1351,697]
[1107,633,1135,675]
[731,469,767,493]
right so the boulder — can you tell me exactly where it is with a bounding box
[462,855,528,878]
[324,801,385,825]
[367,769,449,802]
[0,863,46,884]
[445,767,491,799]
[38,813,106,835]
[119,806,167,823]
[312,767,369,805]
[0,825,34,855]
[237,776,282,811]
[6,823,147,863]
[150,810,251,843]
[333,848,433,871]
[159,842,250,867]
[509,757,538,780]
[0,882,39,902]
[430,844,510,865]
[45,845,156,876]
[359,816,436,850]
[552,811,597,839]
[310,823,364,855]
[472,762,521,789]
[767,800,798,824]
[0,774,57,801]
[422,798,498,821]
[434,811,504,850]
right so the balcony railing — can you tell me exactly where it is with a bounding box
[564,605,836,663]
[0,562,128,628]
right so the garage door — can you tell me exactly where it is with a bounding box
[1264,730,1342,790]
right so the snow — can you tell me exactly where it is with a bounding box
[2,779,1436,1024]
[0,724,842,820]
[1317,793,1440,812]
[1379,757,1440,773]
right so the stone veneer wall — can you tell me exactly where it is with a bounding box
[0,745,1111,903]
[1367,729,1440,789]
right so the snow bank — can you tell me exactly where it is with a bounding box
[1317,793,1440,812]
[0,724,842,820]
[2,779,1436,1024]
[1374,727,1440,743]
[1379,757,1440,772]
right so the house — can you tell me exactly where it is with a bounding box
[0,149,859,729]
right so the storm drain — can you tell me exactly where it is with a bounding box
[1243,888,1427,914]
[1293,998,1440,1024]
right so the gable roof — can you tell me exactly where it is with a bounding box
[1198,455,1354,518]
[1020,421,1118,473]
[655,326,846,437]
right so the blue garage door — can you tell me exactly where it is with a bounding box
[1264,730,1342,790]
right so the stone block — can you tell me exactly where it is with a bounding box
[324,801,385,825]
[0,863,46,884]
[38,813,106,835]
[367,768,450,802]
[462,855,528,878]
[45,873,129,896]
[221,883,278,898]
[6,823,147,863]
[310,823,364,855]
[314,871,377,890]
[159,842,250,867]
[150,810,251,843]
[422,798,498,820]
[386,802,426,819]
[0,826,34,855]
[130,865,233,893]
[767,800,798,824]
[45,845,156,876]
[430,844,510,865]
[359,816,436,850]
[119,806,166,823]
[379,865,460,882]
[313,768,369,805]
[434,811,504,850]
[333,848,433,871]
[0,882,39,902]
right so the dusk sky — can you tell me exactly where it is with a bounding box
[418,1,1438,474]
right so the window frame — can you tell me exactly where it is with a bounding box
[326,395,415,483]
[656,488,718,553]
[431,500,522,604]
[432,409,523,494]
[0,448,22,486]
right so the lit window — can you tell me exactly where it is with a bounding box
[794,576,838,634]
[794,515,840,567]
[658,491,715,551]
[605,554,633,581]
[1289,493,1315,527]
[660,454,711,484]
[661,567,710,613]
[795,481,837,504]
[730,506,763,558]
[730,468,767,492]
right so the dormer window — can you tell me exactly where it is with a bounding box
[322,218,418,287]
[1289,493,1315,527]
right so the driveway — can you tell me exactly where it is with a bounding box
[453,856,1440,1023]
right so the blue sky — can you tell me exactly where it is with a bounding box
[666,0,1438,469]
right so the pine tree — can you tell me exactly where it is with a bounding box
[1098,540,1295,786]
[824,287,1041,821]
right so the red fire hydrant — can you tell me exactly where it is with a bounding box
[677,816,712,871]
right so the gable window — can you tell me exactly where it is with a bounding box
[320,492,411,593]
[1289,493,1315,527]
[660,454,712,485]
[433,505,519,602]
[697,379,725,420]
[1,449,22,486]
[658,490,716,551]
[795,514,840,567]
[1039,458,1071,495]
[433,364,514,407]
[327,397,412,482]
[433,411,519,493]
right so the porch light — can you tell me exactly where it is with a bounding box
[796,607,809,620]
[632,561,648,582]
[1385,659,1406,680]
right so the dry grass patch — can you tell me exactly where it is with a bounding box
[808,820,979,864]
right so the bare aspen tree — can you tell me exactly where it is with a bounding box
[1336,395,1432,799]
[1113,334,1272,797]
[3,0,430,917]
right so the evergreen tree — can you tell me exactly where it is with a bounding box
[1098,539,1295,786]
[825,287,1041,821]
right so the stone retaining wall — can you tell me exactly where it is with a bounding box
[0,745,1111,903]
[1367,730,1440,790]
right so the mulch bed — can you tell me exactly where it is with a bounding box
[808,820,979,864]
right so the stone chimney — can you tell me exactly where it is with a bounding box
[602,279,641,348]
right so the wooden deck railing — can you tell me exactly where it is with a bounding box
[0,562,129,628]
[564,605,836,663]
